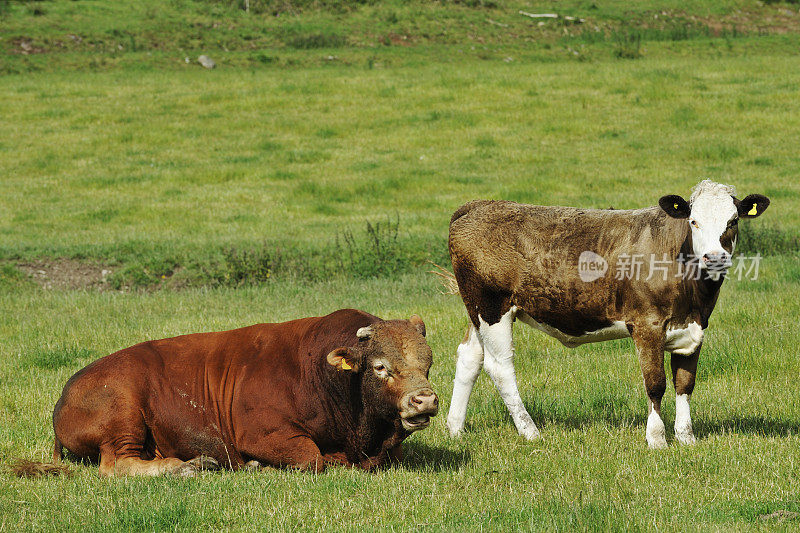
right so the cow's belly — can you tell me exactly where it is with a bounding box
[516,311,630,348]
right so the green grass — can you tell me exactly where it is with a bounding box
[3,0,800,530]
[3,262,800,531]
[2,46,800,286]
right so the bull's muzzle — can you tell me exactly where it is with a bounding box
[400,388,439,431]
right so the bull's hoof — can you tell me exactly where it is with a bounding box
[243,460,261,471]
[173,462,201,477]
[188,455,221,471]
[186,455,221,471]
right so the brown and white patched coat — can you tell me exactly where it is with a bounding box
[446,180,769,448]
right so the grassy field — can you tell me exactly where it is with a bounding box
[3,0,800,530]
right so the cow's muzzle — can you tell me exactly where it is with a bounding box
[701,251,732,278]
[400,388,439,431]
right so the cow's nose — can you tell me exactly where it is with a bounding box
[410,390,438,413]
[702,251,730,266]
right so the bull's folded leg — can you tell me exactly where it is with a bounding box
[479,310,541,441]
[240,432,325,473]
[671,348,700,445]
[447,325,484,438]
[634,327,668,449]
[98,450,189,477]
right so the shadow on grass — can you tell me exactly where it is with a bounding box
[401,441,470,472]
[522,400,798,438]
[695,416,799,438]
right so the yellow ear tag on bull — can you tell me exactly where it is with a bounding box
[341,360,352,370]
[748,204,758,216]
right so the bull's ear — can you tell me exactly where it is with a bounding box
[659,195,691,219]
[326,347,360,372]
[408,314,426,337]
[737,194,770,218]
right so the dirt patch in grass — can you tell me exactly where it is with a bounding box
[15,259,115,291]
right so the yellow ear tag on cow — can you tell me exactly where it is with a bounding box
[673,203,679,210]
[748,205,758,216]
[341,360,352,370]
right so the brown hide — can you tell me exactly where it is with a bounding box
[449,200,717,333]
[52,309,436,475]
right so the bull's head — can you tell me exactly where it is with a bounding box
[326,315,438,432]
[659,180,769,279]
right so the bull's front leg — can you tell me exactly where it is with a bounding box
[633,327,667,449]
[671,347,700,445]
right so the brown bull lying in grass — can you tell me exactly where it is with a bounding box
[14,309,438,477]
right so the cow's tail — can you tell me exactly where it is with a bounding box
[436,200,495,295]
[450,199,494,225]
[9,438,71,478]
[427,262,459,296]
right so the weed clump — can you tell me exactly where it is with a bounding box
[100,218,446,290]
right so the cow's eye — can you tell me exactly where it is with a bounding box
[690,220,699,228]
[729,219,738,227]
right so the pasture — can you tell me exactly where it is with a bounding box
[2,1,800,530]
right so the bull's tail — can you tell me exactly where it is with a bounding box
[427,262,459,295]
[53,436,63,463]
[10,438,71,478]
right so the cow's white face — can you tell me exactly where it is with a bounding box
[687,188,737,276]
[659,180,770,280]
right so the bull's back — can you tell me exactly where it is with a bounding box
[53,309,379,462]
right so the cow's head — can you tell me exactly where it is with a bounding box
[659,180,769,279]
[326,315,438,432]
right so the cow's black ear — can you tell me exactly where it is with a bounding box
[327,347,360,372]
[659,195,691,219]
[409,314,426,337]
[737,194,770,218]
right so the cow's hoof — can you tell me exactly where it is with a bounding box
[446,419,464,438]
[646,411,667,449]
[675,429,697,445]
[518,423,541,441]
[186,455,221,471]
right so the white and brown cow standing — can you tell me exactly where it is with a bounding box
[445,180,769,448]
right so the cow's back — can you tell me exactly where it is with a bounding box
[448,200,688,329]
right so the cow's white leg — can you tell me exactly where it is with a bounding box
[674,394,695,445]
[479,309,541,441]
[645,401,666,449]
[671,349,700,445]
[446,325,484,438]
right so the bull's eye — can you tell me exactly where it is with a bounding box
[373,362,389,379]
